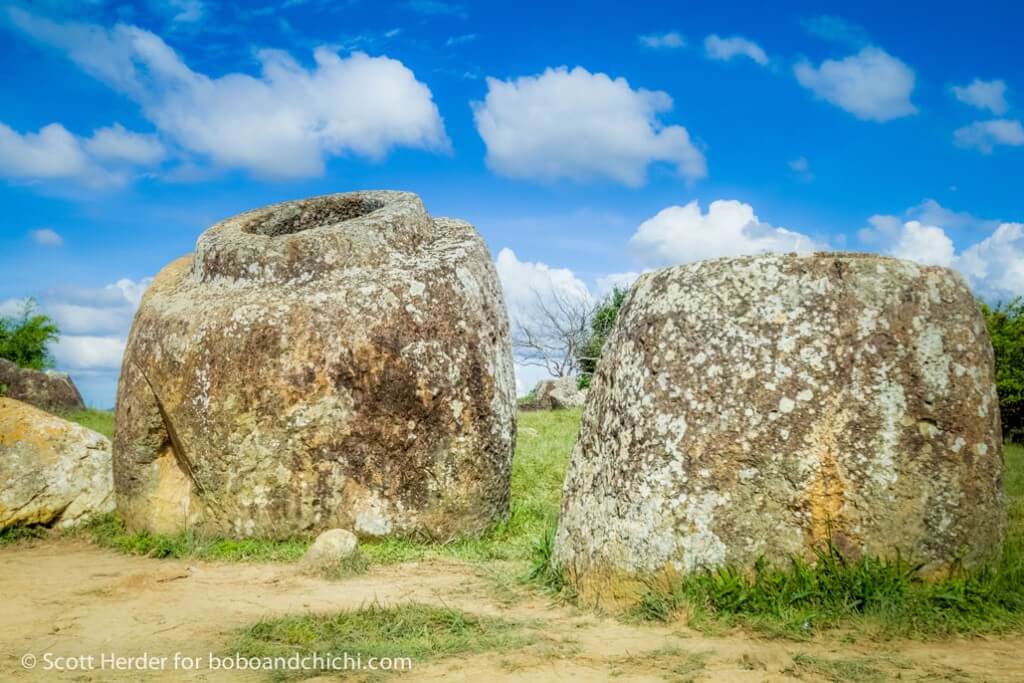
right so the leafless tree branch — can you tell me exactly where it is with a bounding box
[511,286,595,379]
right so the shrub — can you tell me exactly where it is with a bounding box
[981,298,1024,442]
[0,299,59,370]
[577,287,626,389]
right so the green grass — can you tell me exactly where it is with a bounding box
[618,444,1024,639]
[233,603,533,680]
[358,408,579,565]
[80,513,310,562]
[0,524,47,546]
[61,408,115,439]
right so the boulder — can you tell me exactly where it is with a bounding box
[0,397,114,530]
[533,376,586,409]
[554,253,1005,605]
[114,191,516,540]
[0,358,85,413]
[304,528,359,565]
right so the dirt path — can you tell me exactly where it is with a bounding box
[0,539,1021,682]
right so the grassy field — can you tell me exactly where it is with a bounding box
[60,408,115,439]
[49,408,1024,640]
[233,603,533,680]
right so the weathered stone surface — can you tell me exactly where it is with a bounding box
[0,397,114,530]
[554,253,1005,605]
[0,358,85,413]
[114,191,516,540]
[304,528,359,565]
[533,376,586,409]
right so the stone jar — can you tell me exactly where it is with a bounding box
[554,253,1005,606]
[114,191,516,540]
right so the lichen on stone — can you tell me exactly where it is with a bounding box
[113,191,516,540]
[554,252,1006,607]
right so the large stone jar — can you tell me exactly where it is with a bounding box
[554,253,1005,605]
[114,191,516,540]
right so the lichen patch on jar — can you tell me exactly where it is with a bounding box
[114,191,516,540]
[554,252,1005,607]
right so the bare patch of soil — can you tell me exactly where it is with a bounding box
[1,539,1021,682]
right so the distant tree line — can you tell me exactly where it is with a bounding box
[982,298,1024,442]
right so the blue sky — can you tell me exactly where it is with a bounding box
[1,0,1022,407]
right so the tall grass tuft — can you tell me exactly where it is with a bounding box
[533,443,1024,640]
[630,537,1024,638]
[527,522,568,593]
[625,445,1024,639]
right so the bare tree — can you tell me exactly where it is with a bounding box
[511,287,596,378]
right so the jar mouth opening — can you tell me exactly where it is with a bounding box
[242,195,387,237]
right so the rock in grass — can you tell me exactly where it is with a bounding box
[0,358,85,413]
[304,528,359,565]
[554,253,1005,606]
[0,397,114,530]
[114,191,516,540]
[532,377,586,409]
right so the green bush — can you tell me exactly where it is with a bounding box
[981,298,1024,442]
[0,299,59,370]
[577,287,626,389]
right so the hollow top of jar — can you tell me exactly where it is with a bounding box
[192,191,434,283]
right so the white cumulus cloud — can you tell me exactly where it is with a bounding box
[0,277,152,405]
[704,34,768,65]
[596,271,641,296]
[495,247,592,323]
[629,199,820,268]
[1,277,151,368]
[956,223,1024,298]
[951,78,1008,115]
[954,119,1024,153]
[0,120,161,187]
[494,248,593,394]
[7,7,449,179]
[84,123,165,165]
[860,210,1024,300]
[472,66,706,186]
[887,220,956,267]
[51,335,127,371]
[0,298,30,317]
[0,122,89,180]
[794,46,916,122]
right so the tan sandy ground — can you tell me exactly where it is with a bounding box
[0,539,1022,682]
